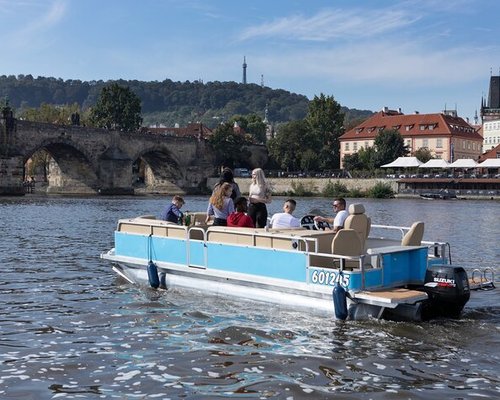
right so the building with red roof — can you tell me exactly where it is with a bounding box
[339,108,483,168]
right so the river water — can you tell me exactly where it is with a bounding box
[0,195,499,399]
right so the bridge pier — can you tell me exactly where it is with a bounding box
[98,147,134,195]
[0,156,24,195]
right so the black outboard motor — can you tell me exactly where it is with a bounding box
[422,265,470,320]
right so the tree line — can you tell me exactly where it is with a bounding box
[1,76,419,172]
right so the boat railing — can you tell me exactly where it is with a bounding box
[370,223,450,263]
[203,227,317,253]
[370,223,409,238]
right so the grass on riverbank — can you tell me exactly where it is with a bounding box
[279,180,394,199]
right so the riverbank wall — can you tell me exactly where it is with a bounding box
[209,178,397,196]
[208,177,499,200]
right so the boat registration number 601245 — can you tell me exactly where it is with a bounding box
[309,269,350,288]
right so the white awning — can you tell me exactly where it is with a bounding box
[381,157,423,168]
[418,159,450,169]
[477,158,500,168]
[448,158,478,168]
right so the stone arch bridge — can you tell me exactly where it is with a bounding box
[0,118,217,195]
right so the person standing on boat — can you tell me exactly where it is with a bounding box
[205,182,235,226]
[160,195,185,224]
[314,197,348,233]
[270,199,301,229]
[227,197,255,228]
[213,167,241,205]
[248,168,272,228]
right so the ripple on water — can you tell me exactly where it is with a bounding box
[0,196,499,399]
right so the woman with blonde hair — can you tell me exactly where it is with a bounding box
[205,182,235,226]
[248,168,272,228]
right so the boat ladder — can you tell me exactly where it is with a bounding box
[469,267,496,290]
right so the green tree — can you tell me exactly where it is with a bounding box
[306,94,345,169]
[373,130,408,167]
[414,147,433,163]
[19,102,85,125]
[208,122,252,168]
[229,114,267,144]
[358,146,377,170]
[343,152,363,171]
[267,120,313,171]
[89,83,142,132]
[245,114,267,144]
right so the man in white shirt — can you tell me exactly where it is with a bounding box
[270,199,301,229]
[314,198,348,233]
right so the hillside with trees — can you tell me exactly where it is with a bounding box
[0,75,373,129]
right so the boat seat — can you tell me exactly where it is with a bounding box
[331,228,363,270]
[344,204,370,250]
[187,212,208,226]
[401,221,424,246]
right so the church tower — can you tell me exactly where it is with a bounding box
[481,73,500,122]
[242,57,247,84]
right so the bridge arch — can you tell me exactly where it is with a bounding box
[23,138,99,194]
[131,146,184,193]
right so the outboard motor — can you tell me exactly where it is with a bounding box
[422,265,470,320]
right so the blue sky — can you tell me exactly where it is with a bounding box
[1,0,499,122]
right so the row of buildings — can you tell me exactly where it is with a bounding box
[339,75,500,167]
[145,75,500,168]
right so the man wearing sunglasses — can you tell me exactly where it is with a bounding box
[313,198,348,233]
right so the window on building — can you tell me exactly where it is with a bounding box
[353,142,358,151]
[462,141,466,149]
[422,139,428,147]
[345,142,349,151]
[420,125,426,130]
[436,138,442,148]
[365,141,369,148]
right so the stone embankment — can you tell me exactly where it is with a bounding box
[208,177,397,196]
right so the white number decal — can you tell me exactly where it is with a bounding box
[310,269,350,288]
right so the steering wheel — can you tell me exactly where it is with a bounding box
[300,215,316,230]
[314,219,331,231]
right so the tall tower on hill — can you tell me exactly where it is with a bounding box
[242,56,247,84]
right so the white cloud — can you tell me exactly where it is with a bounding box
[4,0,66,47]
[239,8,421,42]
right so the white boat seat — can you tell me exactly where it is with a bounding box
[344,203,370,250]
[331,228,363,270]
[402,221,424,246]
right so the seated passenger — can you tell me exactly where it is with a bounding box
[160,195,184,224]
[227,197,255,228]
[270,199,301,229]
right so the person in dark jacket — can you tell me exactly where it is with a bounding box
[213,167,241,204]
[160,195,185,224]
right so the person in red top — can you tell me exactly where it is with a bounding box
[227,197,255,228]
